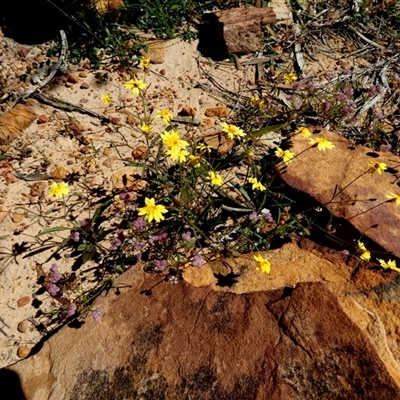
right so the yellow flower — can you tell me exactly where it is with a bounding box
[137,197,168,223]
[48,182,70,198]
[250,97,264,108]
[220,122,246,140]
[309,137,335,151]
[275,147,295,164]
[100,93,112,105]
[124,79,147,95]
[160,130,189,150]
[294,126,311,138]
[357,241,371,261]
[207,171,224,186]
[368,161,387,176]
[283,73,297,84]
[386,193,400,205]
[141,124,153,135]
[248,177,266,191]
[377,259,400,273]
[139,56,150,69]
[166,147,190,163]
[196,143,212,153]
[156,109,173,125]
[254,254,271,274]
[188,155,203,167]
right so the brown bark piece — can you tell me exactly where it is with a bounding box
[205,7,276,53]
[0,104,37,146]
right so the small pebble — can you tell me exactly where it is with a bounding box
[17,296,30,307]
[80,82,89,89]
[17,319,30,333]
[17,346,31,358]
[37,114,48,124]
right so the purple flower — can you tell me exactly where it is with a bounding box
[341,68,351,75]
[305,81,315,91]
[321,101,331,113]
[342,250,350,256]
[149,232,168,244]
[335,92,347,101]
[119,192,130,201]
[261,208,274,222]
[49,264,61,284]
[379,143,392,152]
[368,85,378,97]
[48,283,60,296]
[292,81,303,91]
[192,254,204,267]
[168,276,178,284]
[344,87,354,97]
[373,109,384,119]
[132,217,146,230]
[326,73,336,82]
[127,205,136,212]
[154,259,167,271]
[292,99,303,110]
[80,218,91,227]
[92,308,103,321]
[376,85,385,94]
[181,231,192,241]
[110,237,122,251]
[134,240,146,251]
[248,211,259,222]
[66,303,77,317]
[71,231,80,242]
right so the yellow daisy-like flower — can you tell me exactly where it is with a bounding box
[207,171,224,186]
[160,130,189,150]
[166,147,190,163]
[368,161,387,176]
[155,109,173,125]
[139,56,150,69]
[283,72,297,84]
[377,259,400,273]
[188,154,203,167]
[357,241,371,261]
[386,193,400,205]
[100,93,112,105]
[137,197,168,223]
[220,122,246,140]
[141,124,153,135]
[250,97,264,108]
[309,137,335,151]
[124,79,147,95]
[254,254,271,274]
[48,182,70,199]
[196,143,212,153]
[294,126,312,138]
[248,177,266,191]
[275,147,295,164]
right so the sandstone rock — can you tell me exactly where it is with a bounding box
[203,7,276,54]
[36,114,48,124]
[52,166,68,180]
[11,213,24,223]
[67,74,79,84]
[80,82,90,89]
[204,133,235,155]
[204,106,231,118]
[90,0,124,15]
[110,167,147,190]
[278,126,400,259]
[4,266,400,399]
[139,40,166,64]
[0,104,37,146]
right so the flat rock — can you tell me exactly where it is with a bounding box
[278,126,400,259]
[4,263,400,399]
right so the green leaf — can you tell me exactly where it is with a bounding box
[38,226,70,236]
[251,122,288,137]
[0,154,7,161]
